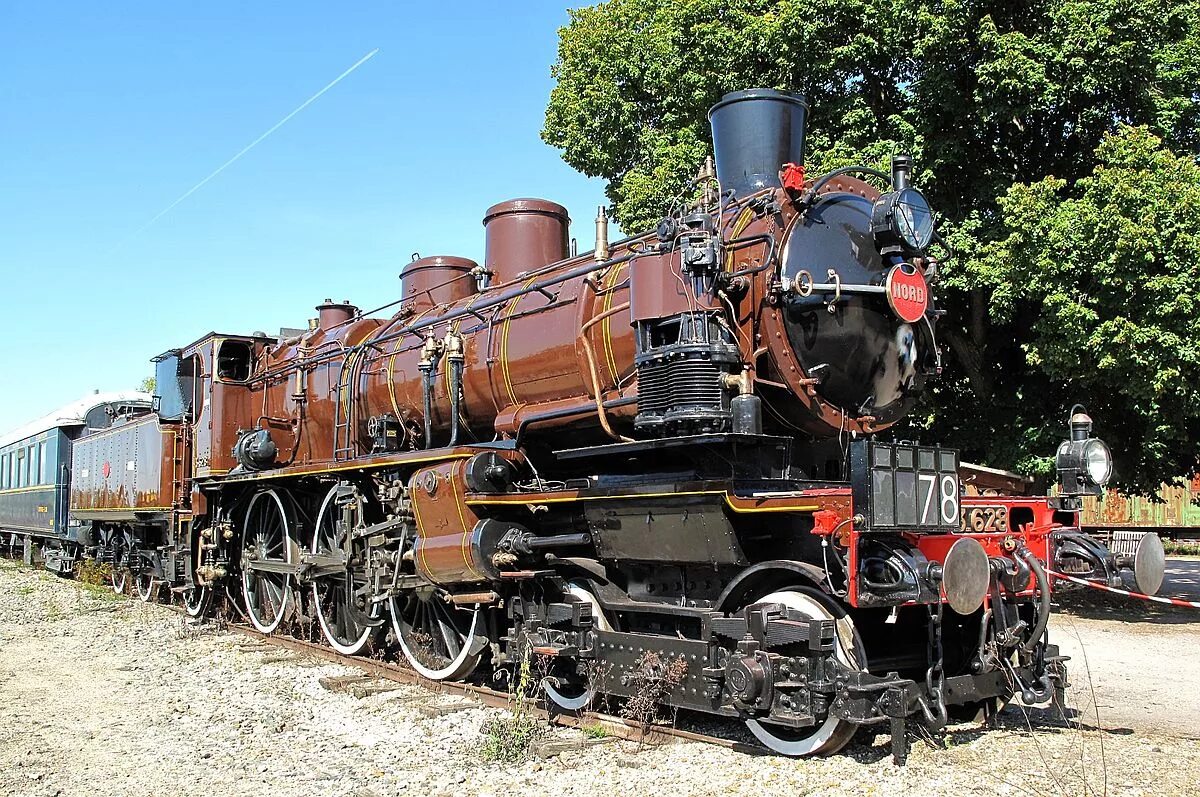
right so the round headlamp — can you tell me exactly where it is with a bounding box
[1083,438,1113,486]
[1056,435,1114,494]
[872,187,935,252]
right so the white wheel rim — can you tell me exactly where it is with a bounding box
[744,590,863,756]
[543,582,612,711]
[241,490,293,634]
[184,587,209,617]
[311,486,378,655]
[136,574,154,602]
[111,533,128,594]
[390,596,483,681]
[184,525,210,617]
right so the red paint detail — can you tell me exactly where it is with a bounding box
[886,264,929,323]
[781,162,806,192]
[812,509,840,536]
[102,461,111,479]
[846,495,1065,609]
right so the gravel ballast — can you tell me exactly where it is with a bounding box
[1,558,1198,797]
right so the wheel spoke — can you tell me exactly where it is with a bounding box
[335,595,349,641]
[433,603,462,659]
[310,484,377,654]
[265,577,283,612]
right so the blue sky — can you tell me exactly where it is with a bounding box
[0,2,612,434]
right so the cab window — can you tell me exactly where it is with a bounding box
[215,340,253,382]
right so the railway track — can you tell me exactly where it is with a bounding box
[159,587,761,756]
[1,543,741,750]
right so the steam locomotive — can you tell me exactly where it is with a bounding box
[4,89,1163,761]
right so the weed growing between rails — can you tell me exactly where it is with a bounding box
[76,558,111,587]
[620,651,688,747]
[480,653,547,763]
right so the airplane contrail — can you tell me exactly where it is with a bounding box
[114,47,380,248]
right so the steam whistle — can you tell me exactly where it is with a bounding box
[594,206,610,263]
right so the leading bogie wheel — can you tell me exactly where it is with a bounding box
[542,582,612,711]
[742,588,866,757]
[183,582,211,617]
[311,484,381,655]
[241,489,296,634]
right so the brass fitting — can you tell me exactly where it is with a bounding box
[443,330,465,363]
[721,369,753,395]
[418,333,443,370]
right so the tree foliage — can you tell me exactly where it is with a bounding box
[543,0,1200,492]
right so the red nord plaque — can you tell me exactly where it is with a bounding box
[885,263,929,323]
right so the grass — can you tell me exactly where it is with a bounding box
[581,722,611,739]
[1163,539,1200,556]
[619,651,688,732]
[78,581,122,602]
[479,655,546,763]
[480,713,544,763]
[76,558,113,586]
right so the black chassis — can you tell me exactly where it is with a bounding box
[512,583,1068,765]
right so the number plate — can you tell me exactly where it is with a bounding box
[960,505,1009,534]
[851,441,960,532]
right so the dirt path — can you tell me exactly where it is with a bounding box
[1053,556,1200,740]
[2,559,1198,797]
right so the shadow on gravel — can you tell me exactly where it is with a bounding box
[1056,558,1200,626]
[908,703,1135,755]
[669,699,1119,765]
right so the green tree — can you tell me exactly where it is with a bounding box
[542,0,1200,492]
[139,376,156,394]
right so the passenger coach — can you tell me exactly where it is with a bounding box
[0,391,151,569]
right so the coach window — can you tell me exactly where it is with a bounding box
[32,443,41,486]
[1,453,7,488]
[215,340,253,382]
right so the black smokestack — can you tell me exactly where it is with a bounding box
[707,89,808,198]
